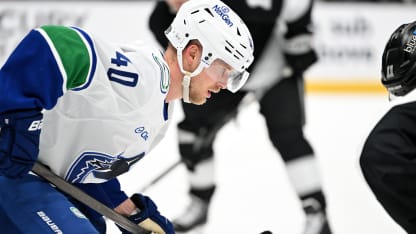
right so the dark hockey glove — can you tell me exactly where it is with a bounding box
[0,109,43,178]
[283,34,318,78]
[117,193,174,234]
[284,49,318,77]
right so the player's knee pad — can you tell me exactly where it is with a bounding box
[268,127,314,162]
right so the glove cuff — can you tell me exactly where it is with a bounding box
[283,34,314,55]
[130,193,146,211]
[0,109,43,131]
[0,109,42,122]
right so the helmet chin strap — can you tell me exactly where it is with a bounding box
[179,53,205,103]
[182,72,192,103]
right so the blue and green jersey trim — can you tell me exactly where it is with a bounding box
[38,25,97,91]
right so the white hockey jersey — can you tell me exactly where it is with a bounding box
[0,25,173,183]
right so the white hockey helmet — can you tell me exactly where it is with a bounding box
[165,0,254,101]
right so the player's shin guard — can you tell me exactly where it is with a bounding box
[173,159,216,232]
[285,155,332,234]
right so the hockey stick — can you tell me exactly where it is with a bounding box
[139,159,183,192]
[31,162,150,234]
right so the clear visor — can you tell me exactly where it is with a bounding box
[226,70,250,93]
[204,59,250,93]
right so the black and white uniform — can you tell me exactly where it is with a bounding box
[149,0,327,211]
[360,90,416,234]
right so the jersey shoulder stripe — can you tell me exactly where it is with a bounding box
[38,25,97,90]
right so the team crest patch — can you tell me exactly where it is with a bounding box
[65,151,145,183]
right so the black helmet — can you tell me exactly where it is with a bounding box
[381,21,416,96]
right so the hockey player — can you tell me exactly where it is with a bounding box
[360,21,416,234]
[149,0,332,233]
[0,0,254,233]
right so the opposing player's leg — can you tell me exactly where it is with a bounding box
[260,77,332,234]
[174,90,246,232]
[0,174,99,234]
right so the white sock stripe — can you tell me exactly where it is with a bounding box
[178,128,197,143]
[285,155,322,196]
[189,158,215,188]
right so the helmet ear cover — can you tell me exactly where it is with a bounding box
[381,22,416,96]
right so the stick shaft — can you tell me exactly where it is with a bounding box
[139,160,182,192]
[32,162,149,234]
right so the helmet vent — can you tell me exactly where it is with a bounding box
[204,8,214,17]
[226,40,234,48]
[191,10,199,14]
[237,28,241,36]
[236,50,243,58]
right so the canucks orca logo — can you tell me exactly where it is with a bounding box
[65,152,145,183]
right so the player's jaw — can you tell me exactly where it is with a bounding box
[189,83,222,105]
[187,66,227,105]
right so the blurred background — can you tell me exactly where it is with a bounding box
[1,0,415,233]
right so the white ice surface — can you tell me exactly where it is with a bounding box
[107,93,406,234]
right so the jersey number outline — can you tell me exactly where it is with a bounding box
[107,51,139,87]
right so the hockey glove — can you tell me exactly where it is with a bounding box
[0,109,43,178]
[118,193,174,234]
[283,34,318,78]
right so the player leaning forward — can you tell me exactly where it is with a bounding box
[0,0,254,233]
[360,21,416,234]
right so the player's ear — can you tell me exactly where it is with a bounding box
[183,42,202,71]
